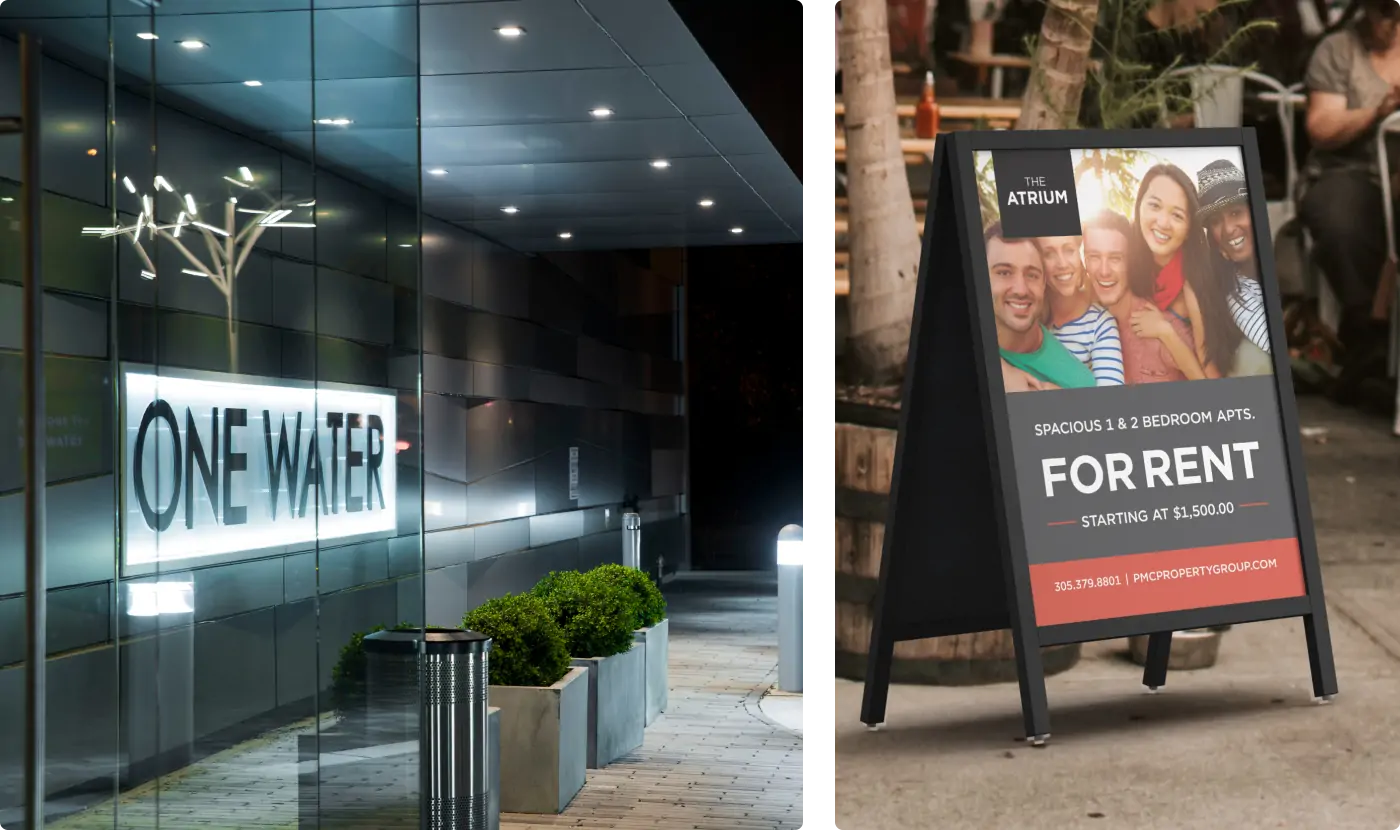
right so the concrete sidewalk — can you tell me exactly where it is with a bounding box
[836,395,1400,830]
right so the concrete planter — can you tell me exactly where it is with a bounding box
[571,643,645,768]
[634,618,669,726]
[490,666,588,814]
[488,706,500,830]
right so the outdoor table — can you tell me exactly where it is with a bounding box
[835,98,1021,124]
[835,216,926,237]
[834,135,937,164]
[835,216,925,297]
[949,52,1032,99]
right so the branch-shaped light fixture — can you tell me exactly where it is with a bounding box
[83,168,315,372]
[82,166,315,298]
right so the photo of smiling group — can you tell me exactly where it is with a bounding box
[975,147,1277,395]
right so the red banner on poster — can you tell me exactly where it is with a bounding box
[1027,538,1306,627]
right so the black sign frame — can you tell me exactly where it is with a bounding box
[858,128,1337,745]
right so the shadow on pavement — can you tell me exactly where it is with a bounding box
[841,686,1298,753]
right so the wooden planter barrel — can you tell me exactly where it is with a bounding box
[835,391,1081,685]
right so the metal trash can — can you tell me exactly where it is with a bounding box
[364,627,493,829]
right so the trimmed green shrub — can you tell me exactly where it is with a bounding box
[587,563,666,629]
[331,621,417,710]
[531,569,582,602]
[462,593,571,687]
[536,570,637,658]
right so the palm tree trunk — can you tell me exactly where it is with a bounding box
[1016,0,1100,130]
[839,0,922,386]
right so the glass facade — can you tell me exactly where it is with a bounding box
[0,0,739,825]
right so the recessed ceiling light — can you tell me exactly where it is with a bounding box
[399,243,414,248]
[496,25,526,38]
[590,107,614,118]
[500,206,519,214]
[428,168,448,176]
[730,226,744,234]
[698,199,715,208]
[650,159,671,169]
[137,33,158,41]
[315,118,352,126]
[176,40,208,50]
[243,80,263,87]
[558,231,573,239]
[1,197,13,203]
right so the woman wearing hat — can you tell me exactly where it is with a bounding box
[1197,159,1275,377]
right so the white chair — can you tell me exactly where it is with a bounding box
[1170,67,1324,325]
[1281,81,1340,331]
[1169,66,1302,244]
[1374,111,1400,434]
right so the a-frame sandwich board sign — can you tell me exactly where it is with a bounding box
[859,128,1337,745]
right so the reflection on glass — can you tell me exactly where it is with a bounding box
[0,1,425,826]
[125,582,195,617]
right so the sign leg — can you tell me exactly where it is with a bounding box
[1141,631,1173,692]
[1011,629,1051,744]
[859,631,895,728]
[1303,612,1338,700]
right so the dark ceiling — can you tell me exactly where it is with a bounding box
[0,0,802,253]
[669,0,801,181]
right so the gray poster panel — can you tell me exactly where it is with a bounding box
[1004,375,1298,566]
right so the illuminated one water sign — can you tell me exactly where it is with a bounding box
[121,368,398,566]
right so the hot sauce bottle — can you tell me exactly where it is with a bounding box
[915,70,940,139]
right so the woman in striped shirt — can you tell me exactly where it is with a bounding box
[1195,158,1275,378]
[1036,235,1126,386]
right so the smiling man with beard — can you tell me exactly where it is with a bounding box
[985,223,1096,392]
[1083,210,1207,384]
[1038,234,1125,386]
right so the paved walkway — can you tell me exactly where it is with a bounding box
[504,571,802,830]
[836,395,1400,830]
[38,571,800,830]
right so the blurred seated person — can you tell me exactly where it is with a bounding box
[1299,0,1400,403]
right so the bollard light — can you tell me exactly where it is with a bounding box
[777,524,803,692]
[777,533,804,567]
[622,512,642,570]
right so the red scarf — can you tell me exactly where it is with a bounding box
[1153,250,1185,311]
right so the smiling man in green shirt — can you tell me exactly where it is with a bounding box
[985,222,1096,393]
